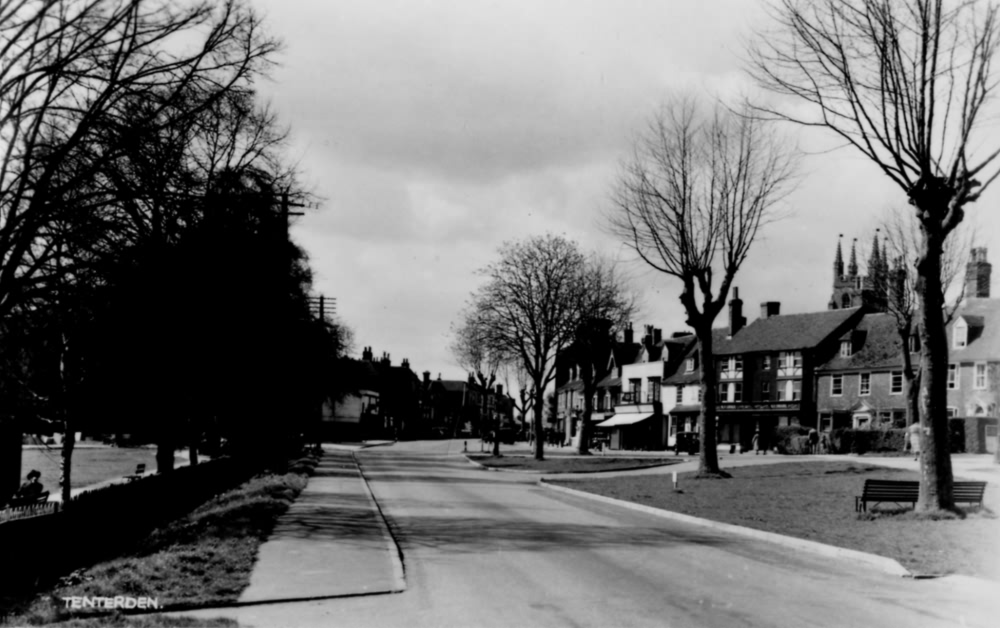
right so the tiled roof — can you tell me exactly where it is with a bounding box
[437,380,468,393]
[664,328,729,384]
[817,313,905,372]
[612,342,642,367]
[597,375,621,389]
[716,307,862,355]
[950,298,1000,362]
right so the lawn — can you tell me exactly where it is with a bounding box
[20,447,168,492]
[469,454,681,473]
[550,461,1000,579]
[4,455,318,626]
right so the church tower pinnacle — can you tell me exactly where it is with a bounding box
[834,234,844,278]
[847,238,859,277]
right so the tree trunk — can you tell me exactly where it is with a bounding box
[60,423,74,505]
[915,228,955,511]
[492,404,501,457]
[0,421,22,506]
[533,386,545,460]
[899,329,920,429]
[695,323,727,477]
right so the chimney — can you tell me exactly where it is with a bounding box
[761,302,781,319]
[362,346,373,361]
[468,372,475,385]
[965,247,992,299]
[496,385,503,396]
[381,352,391,366]
[643,324,654,347]
[729,288,745,337]
[623,322,634,345]
[652,328,662,344]
[423,371,430,384]
[402,358,410,369]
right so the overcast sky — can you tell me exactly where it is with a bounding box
[254,0,1000,383]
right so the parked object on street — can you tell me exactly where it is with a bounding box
[124,463,146,482]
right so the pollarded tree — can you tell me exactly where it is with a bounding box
[607,96,796,478]
[467,235,631,460]
[748,0,1000,510]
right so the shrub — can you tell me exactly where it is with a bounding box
[829,428,906,454]
[771,425,809,454]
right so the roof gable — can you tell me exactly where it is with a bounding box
[818,313,903,371]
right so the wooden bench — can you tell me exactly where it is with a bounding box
[856,479,987,512]
[124,463,146,482]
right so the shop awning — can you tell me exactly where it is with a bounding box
[596,413,656,428]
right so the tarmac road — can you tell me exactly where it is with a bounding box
[185,440,998,628]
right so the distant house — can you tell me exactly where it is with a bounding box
[946,298,1000,419]
[321,355,381,441]
[815,313,907,431]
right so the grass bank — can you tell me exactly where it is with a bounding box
[468,454,681,473]
[5,455,318,626]
[549,461,999,578]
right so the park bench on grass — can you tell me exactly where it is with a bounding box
[124,463,146,482]
[855,479,988,512]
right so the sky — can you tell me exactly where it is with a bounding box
[253,0,1000,384]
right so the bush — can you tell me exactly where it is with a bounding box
[951,417,999,454]
[829,428,906,454]
[772,426,809,454]
[949,419,966,454]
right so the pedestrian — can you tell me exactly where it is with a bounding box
[908,423,921,461]
[808,428,819,454]
[752,430,760,455]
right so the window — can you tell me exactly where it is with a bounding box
[733,382,743,403]
[794,353,802,368]
[763,355,771,370]
[698,387,703,402]
[779,351,802,369]
[761,381,770,399]
[859,373,871,396]
[734,355,743,371]
[947,364,958,390]
[647,377,661,402]
[840,340,852,357]
[686,357,695,372]
[831,374,843,396]
[974,363,987,389]
[676,386,683,403]
[954,320,968,349]
[891,371,903,394]
[718,383,728,402]
[947,407,958,418]
[779,380,801,401]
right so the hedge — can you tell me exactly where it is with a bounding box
[829,428,907,454]
[950,417,999,454]
[771,426,810,455]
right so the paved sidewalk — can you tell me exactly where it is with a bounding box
[237,445,404,604]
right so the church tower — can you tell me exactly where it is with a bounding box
[828,233,888,312]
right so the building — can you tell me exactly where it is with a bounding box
[713,295,866,451]
[421,372,514,439]
[946,251,999,418]
[828,233,889,312]
[599,327,695,450]
[815,312,908,430]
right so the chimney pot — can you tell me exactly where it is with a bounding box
[729,288,745,337]
[760,302,781,318]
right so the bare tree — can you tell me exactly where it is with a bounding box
[468,235,627,461]
[499,361,533,431]
[607,96,796,478]
[749,0,1000,510]
[877,214,971,436]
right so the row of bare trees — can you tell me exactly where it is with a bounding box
[0,1,350,506]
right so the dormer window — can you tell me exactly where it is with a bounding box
[953,320,968,349]
[840,340,852,358]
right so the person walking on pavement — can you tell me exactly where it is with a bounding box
[752,430,761,455]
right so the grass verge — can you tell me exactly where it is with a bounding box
[549,461,999,578]
[468,454,681,473]
[21,448,183,493]
[4,455,319,627]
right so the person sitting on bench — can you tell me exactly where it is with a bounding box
[11,469,49,504]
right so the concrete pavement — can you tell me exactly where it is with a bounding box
[236,445,404,604]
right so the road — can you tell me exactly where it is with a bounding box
[198,440,997,628]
